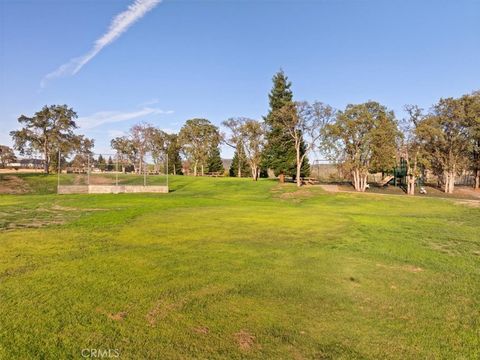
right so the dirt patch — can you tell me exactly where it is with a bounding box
[108,311,128,321]
[404,265,423,273]
[145,286,230,327]
[0,175,30,194]
[146,299,184,327]
[193,326,209,335]
[0,202,107,231]
[234,330,256,351]
[0,265,36,279]
[456,187,480,199]
[275,187,315,203]
[50,204,107,212]
[454,200,480,208]
[95,307,128,321]
[319,184,339,193]
[89,175,117,185]
[376,263,423,273]
[191,284,231,298]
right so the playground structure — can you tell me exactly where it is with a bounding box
[375,157,475,189]
[56,152,169,194]
[310,157,475,190]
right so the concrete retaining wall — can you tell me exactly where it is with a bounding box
[57,185,168,194]
[57,185,89,194]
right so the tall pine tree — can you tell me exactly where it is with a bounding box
[262,70,309,177]
[207,146,224,173]
[229,145,250,177]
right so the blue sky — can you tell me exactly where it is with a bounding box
[1,0,479,158]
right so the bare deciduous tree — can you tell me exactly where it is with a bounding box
[222,118,245,178]
[239,119,266,181]
[401,105,425,195]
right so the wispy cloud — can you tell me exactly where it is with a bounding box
[107,129,128,139]
[77,107,173,129]
[41,0,162,87]
[139,98,160,106]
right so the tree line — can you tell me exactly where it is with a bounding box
[5,71,480,195]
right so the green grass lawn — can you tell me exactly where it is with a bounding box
[0,175,479,359]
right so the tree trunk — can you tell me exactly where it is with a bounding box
[201,164,204,176]
[360,174,368,192]
[449,171,455,194]
[238,159,242,178]
[296,159,302,188]
[194,161,198,177]
[43,140,49,174]
[352,169,364,191]
[407,175,415,195]
[444,171,456,194]
[443,172,449,193]
[279,173,285,183]
[475,169,480,190]
[296,145,302,187]
[352,169,358,191]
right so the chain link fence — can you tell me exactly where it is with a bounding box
[57,151,168,194]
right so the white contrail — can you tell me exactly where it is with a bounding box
[41,0,161,87]
[77,107,173,129]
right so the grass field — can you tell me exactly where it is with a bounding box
[0,175,479,359]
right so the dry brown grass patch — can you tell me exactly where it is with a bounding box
[193,326,209,335]
[376,263,423,273]
[108,311,128,321]
[234,330,255,351]
[146,299,184,327]
[454,200,480,208]
[0,175,30,194]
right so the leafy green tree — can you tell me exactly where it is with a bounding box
[229,145,250,177]
[262,70,309,178]
[463,91,480,189]
[97,154,106,171]
[416,97,472,193]
[10,105,90,174]
[61,135,94,172]
[148,127,168,173]
[0,145,16,168]
[166,133,183,175]
[324,101,400,192]
[107,156,114,171]
[111,136,137,173]
[179,118,220,176]
[207,146,224,173]
[111,123,153,174]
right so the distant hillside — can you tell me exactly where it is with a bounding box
[222,159,232,171]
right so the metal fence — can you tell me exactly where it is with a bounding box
[56,151,169,194]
